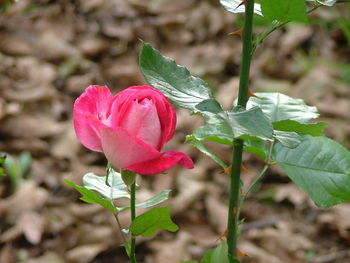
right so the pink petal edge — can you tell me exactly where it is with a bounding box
[125,150,194,175]
[73,85,113,152]
[100,126,161,168]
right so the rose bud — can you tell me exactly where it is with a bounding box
[73,85,194,175]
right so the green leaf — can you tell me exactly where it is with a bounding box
[246,92,319,123]
[188,107,273,145]
[187,139,227,169]
[65,179,117,213]
[309,0,337,6]
[188,113,233,145]
[195,99,224,114]
[273,120,327,136]
[260,0,307,22]
[130,206,178,237]
[219,0,262,16]
[272,135,350,207]
[140,42,214,112]
[273,130,303,148]
[0,152,6,165]
[118,190,171,212]
[227,106,273,141]
[19,151,32,175]
[0,153,6,176]
[180,261,198,263]
[4,155,19,178]
[244,139,268,160]
[83,171,130,200]
[200,241,238,263]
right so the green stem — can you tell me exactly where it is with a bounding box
[227,140,244,262]
[113,213,131,256]
[130,181,137,263]
[227,0,255,262]
[252,4,321,53]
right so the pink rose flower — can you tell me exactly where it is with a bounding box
[73,85,194,175]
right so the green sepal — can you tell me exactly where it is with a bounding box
[121,169,137,187]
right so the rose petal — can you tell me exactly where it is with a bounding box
[73,85,113,151]
[128,86,176,147]
[125,150,194,175]
[100,126,161,169]
[120,98,161,149]
[109,86,176,150]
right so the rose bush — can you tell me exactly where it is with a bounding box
[73,85,193,175]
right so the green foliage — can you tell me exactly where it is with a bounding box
[260,0,307,23]
[66,169,171,213]
[195,99,224,114]
[3,151,32,189]
[200,241,238,263]
[82,171,130,200]
[188,107,273,146]
[273,130,303,148]
[226,106,273,141]
[187,113,233,145]
[337,7,350,46]
[246,92,319,123]
[244,139,268,160]
[273,120,327,136]
[65,179,117,213]
[272,135,350,207]
[130,206,178,237]
[187,139,228,169]
[118,190,171,212]
[219,0,262,16]
[0,152,6,176]
[313,0,337,6]
[140,42,215,113]
[140,41,350,210]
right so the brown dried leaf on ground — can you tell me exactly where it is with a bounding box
[1,115,64,139]
[66,243,109,263]
[240,241,283,263]
[317,203,350,240]
[272,183,311,208]
[147,231,192,263]
[244,220,315,262]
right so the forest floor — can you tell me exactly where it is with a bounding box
[0,0,350,262]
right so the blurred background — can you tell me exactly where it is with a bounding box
[0,0,349,262]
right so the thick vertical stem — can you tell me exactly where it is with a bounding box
[237,0,255,107]
[227,0,255,261]
[130,182,137,263]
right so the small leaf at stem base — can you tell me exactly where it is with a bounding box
[130,206,178,237]
[64,179,117,213]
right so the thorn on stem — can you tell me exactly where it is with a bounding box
[247,89,259,98]
[236,0,249,8]
[228,28,243,37]
[223,164,250,175]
